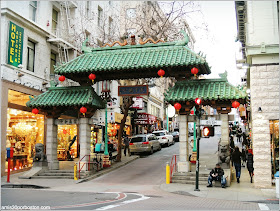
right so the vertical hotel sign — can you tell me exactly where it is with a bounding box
[8,21,24,67]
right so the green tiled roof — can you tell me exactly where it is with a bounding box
[54,36,211,82]
[26,86,105,109]
[164,78,247,103]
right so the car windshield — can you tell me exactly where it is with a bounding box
[130,136,146,143]
[153,132,165,136]
[172,132,178,135]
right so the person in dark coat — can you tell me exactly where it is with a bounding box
[123,134,130,156]
[229,135,235,164]
[236,128,242,142]
[207,163,226,188]
[232,146,242,183]
[247,149,254,183]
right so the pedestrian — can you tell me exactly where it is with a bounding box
[229,135,235,164]
[207,163,227,188]
[123,134,130,156]
[237,128,242,142]
[232,146,242,183]
[242,132,248,147]
[247,149,254,183]
[241,144,247,167]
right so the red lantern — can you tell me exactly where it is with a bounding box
[190,110,194,115]
[157,69,165,78]
[89,73,96,84]
[32,108,39,115]
[191,67,199,77]
[174,103,182,111]
[80,106,87,117]
[232,101,240,108]
[195,98,201,105]
[59,75,66,82]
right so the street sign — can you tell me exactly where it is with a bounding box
[118,85,148,96]
[200,119,222,126]
[131,97,143,109]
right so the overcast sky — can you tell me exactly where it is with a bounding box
[188,1,245,86]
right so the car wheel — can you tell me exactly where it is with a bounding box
[167,141,170,147]
[150,147,154,154]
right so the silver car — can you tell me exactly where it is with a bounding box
[129,134,161,155]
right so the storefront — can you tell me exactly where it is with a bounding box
[134,113,157,134]
[5,90,44,173]
[270,120,279,178]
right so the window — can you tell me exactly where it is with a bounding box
[27,40,35,72]
[98,6,103,27]
[109,17,113,35]
[29,1,37,22]
[52,9,58,34]
[126,8,136,18]
[86,1,90,17]
[50,52,56,75]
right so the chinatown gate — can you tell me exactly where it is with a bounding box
[25,31,245,177]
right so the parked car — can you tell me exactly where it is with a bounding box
[129,134,161,155]
[172,131,179,142]
[152,130,174,146]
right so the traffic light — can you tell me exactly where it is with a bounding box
[202,126,214,137]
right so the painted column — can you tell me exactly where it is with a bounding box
[46,118,59,170]
[177,114,190,172]
[79,118,91,170]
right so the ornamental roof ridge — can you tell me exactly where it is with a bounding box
[47,85,92,91]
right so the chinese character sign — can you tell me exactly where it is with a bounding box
[8,21,24,67]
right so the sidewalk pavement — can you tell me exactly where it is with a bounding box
[1,151,139,189]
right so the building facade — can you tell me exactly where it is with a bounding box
[235,1,279,188]
[1,1,121,175]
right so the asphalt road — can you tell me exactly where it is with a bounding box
[1,139,265,210]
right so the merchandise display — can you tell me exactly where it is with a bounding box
[6,108,44,172]
[57,124,78,160]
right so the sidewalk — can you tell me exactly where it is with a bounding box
[1,151,139,189]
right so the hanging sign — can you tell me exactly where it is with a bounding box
[8,21,24,67]
[135,113,157,125]
[118,85,149,96]
[55,119,79,125]
[131,97,143,109]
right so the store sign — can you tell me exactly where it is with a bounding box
[118,85,148,96]
[8,21,24,67]
[115,113,131,125]
[135,113,157,125]
[131,97,143,109]
[55,119,79,125]
[200,118,222,126]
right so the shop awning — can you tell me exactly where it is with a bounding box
[54,31,211,84]
[26,86,105,109]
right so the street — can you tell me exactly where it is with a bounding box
[2,137,265,210]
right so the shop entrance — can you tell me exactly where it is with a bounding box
[57,124,78,161]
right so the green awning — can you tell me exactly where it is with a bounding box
[164,78,247,104]
[54,32,211,83]
[26,86,105,109]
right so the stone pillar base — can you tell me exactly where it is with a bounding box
[177,161,191,172]
[48,161,59,170]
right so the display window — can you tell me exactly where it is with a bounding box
[270,120,279,178]
[6,108,44,172]
[57,124,78,161]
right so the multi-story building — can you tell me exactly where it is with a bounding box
[1,1,120,175]
[235,1,279,188]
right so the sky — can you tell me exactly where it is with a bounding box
[187,1,246,86]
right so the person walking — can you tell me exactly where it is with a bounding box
[237,128,242,142]
[241,144,247,167]
[229,135,235,165]
[123,134,130,156]
[232,146,242,183]
[247,149,254,183]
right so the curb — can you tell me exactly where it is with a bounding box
[1,184,50,189]
[76,155,139,184]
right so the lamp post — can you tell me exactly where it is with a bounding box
[101,81,116,167]
[194,98,202,191]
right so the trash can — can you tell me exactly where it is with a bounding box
[275,171,279,198]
